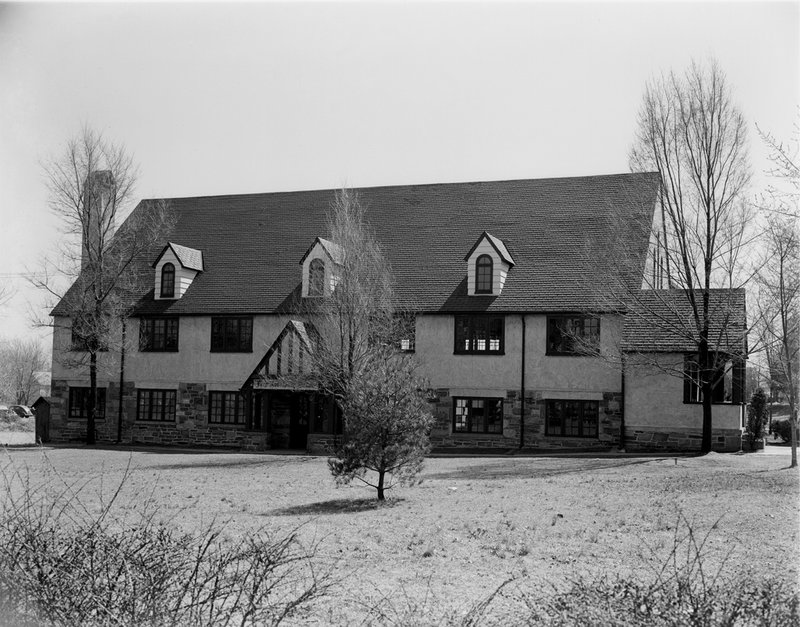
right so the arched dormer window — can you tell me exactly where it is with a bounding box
[160,263,175,298]
[308,259,325,297]
[475,254,493,293]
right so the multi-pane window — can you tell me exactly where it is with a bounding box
[210,317,253,352]
[68,387,106,420]
[308,259,325,297]
[136,389,177,422]
[684,354,741,404]
[139,317,179,352]
[454,315,504,354]
[453,397,503,434]
[475,255,493,293]
[546,400,599,438]
[546,316,600,355]
[208,391,247,425]
[160,263,175,298]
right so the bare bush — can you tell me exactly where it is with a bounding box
[0,455,331,626]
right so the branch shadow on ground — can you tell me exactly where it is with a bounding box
[423,458,657,482]
[267,497,402,516]
[150,458,295,471]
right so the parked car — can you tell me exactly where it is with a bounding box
[9,405,34,418]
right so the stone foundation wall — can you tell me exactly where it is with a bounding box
[625,426,743,453]
[429,388,622,451]
[49,379,271,451]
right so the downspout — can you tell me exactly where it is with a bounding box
[116,317,126,444]
[519,314,526,449]
[619,351,626,452]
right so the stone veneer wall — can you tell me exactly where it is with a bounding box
[625,427,742,453]
[49,379,270,450]
[428,389,623,450]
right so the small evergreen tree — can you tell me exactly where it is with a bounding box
[328,350,434,500]
[746,388,769,451]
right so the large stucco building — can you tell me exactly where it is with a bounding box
[48,172,747,452]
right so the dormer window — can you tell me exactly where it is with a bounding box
[152,243,203,301]
[475,255,493,293]
[308,259,325,297]
[160,263,175,298]
[464,232,515,296]
[300,237,344,298]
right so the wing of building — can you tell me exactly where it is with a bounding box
[47,172,748,452]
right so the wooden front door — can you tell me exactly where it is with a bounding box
[289,393,310,449]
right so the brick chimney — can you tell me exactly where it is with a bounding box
[81,170,116,271]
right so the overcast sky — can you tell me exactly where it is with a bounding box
[0,1,797,347]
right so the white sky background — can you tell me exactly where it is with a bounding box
[0,1,797,349]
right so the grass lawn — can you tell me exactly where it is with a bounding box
[2,446,798,623]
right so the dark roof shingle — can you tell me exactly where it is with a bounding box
[54,172,661,317]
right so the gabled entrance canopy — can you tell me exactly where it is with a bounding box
[242,320,319,392]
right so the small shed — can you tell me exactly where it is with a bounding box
[32,396,51,443]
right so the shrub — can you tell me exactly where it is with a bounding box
[772,418,799,444]
[745,388,769,451]
[0,456,332,626]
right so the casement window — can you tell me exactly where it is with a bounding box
[453,397,503,434]
[454,315,504,354]
[139,317,179,352]
[545,400,599,438]
[160,263,175,298]
[475,255,493,293]
[136,389,177,422]
[210,317,253,352]
[546,316,600,356]
[683,354,743,404]
[208,391,247,425]
[308,259,325,297]
[68,387,106,420]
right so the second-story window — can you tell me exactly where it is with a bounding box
[475,254,493,293]
[211,316,253,352]
[139,317,179,352]
[160,263,175,298]
[454,315,504,354]
[546,316,600,356]
[308,259,325,297]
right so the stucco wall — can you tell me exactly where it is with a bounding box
[626,353,743,431]
[415,313,623,395]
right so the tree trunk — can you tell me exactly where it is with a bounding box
[377,469,385,501]
[87,352,97,445]
[699,341,713,454]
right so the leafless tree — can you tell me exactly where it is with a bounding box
[311,188,406,397]
[755,217,799,467]
[33,127,172,444]
[0,338,48,405]
[310,189,429,496]
[624,59,753,454]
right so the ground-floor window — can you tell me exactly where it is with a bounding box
[545,400,599,438]
[136,389,177,422]
[208,391,247,425]
[68,387,106,420]
[453,397,503,434]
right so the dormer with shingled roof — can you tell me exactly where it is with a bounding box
[464,231,515,296]
[299,237,344,298]
[152,242,204,300]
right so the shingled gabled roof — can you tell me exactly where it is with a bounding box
[53,172,661,317]
[464,231,515,266]
[622,289,747,354]
[153,242,204,271]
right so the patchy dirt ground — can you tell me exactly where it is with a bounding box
[2,446,797,622]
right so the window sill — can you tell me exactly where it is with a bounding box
[210,350,253,354]
[208,422,247,429]
[133,420,176,425]
[451,431,505,437]
[543,434,599,439]
[682,401,740,406]
[139,349,180,353]
[453,351,505,356]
